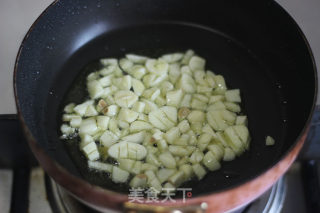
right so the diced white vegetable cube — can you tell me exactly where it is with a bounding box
[207,110,228,131]
[224,102,241,113]
[118,108,139,123]
[109,118,120,136]
[181,49,194,65]
[180,164,193,180]
[266,136,275,146]
[104,95,115,105]
[145,170,157,182]
[99,65,118,76]
[225,89,241,103]
[112,166,130,183]
[87,150,100,161]
[192,164,206,180]
[132,102,146,113]
[118,159,135,172]
[131,161,142,174]
[130,174,148,188]
[189,150,204,164]
[98,75,113,87]
[189,56,205,71]
[148,109,175,131]
[100,130,119,147]
[202,124,216,137]
[148,177,162,192]
[205,71,216,88]
[143,73,167,88]
[169,145,189,156]
[142,88,160,101]
[160,81,174,95]
[146,59,169,75]
[106,105,119,117]
[194,70,207,86]
[70,117,82,128]
[73,100,94,116]
[157,139,168,151]
[207,101,226,112]
[197,85,212,93]
[159,152,176,169]
[155,96,166,106]
[193,94,209,103]
[202,151,221,171]
[160,53,183,63]
[87,80,104,99]
[187,110,205,123]
[87,72,99,81]
[180,94,192,108]
[224,127,245,155]
[128,65,147,80]
[223,147,236,161]
[168,171,185,187]
[168,63,181,84]
[132,78,145,96]
[88,161,113,172]
[79,118,98,135]
[114,90,138,108]
[126,54,148,64]
[64,103,75,113]
[177,107,190,121]
[161,106,177,124]
[236,116,248,126]
[213,75,227,94]
[137,113,148,122]
[97,116,110,130]
[164,127,180,144]
[166,89,183,107]
[122,131,145,144]
[141,163,158,172]
[173,134,189,146]
[130,121,153,132]
[142,99,159,114]
[60,124,75,136]
[209,95,225,104]
[178,120,190,133]
[176,74,196,93]
[84,105,98,117]
[118,75,132,90]
[62,114,79,122]
[108,141,147,160]
[207,144,224,160]
[187,130,197,145]
[119,58,133,72]
[233,125,250,147]
[181,66,192,75]
[146,153,161,167]
[100,58,117,66]
[82,142,98,155]
[157,168,176,183]
[197,133,212,151]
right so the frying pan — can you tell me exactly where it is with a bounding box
[14,0,317,212]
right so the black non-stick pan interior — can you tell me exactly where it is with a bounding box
[15,0,316,196]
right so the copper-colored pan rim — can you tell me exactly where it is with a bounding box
[13,0,318,212]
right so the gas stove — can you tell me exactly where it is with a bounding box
[0,109,319,213]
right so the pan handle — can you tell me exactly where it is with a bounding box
[123,202,208,213]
